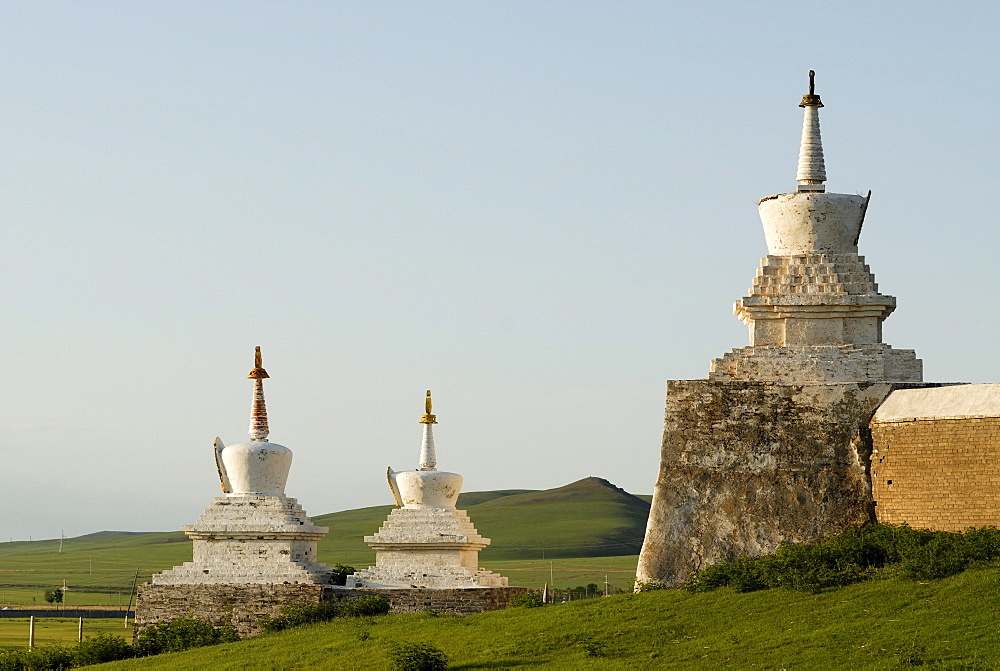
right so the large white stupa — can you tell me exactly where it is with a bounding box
[154,347,334,585]
[709,71,921,384]
[347,391,507,589]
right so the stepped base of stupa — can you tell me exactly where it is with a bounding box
[152,495,333,585]
[709,343,922,383]
[347,507,507,589]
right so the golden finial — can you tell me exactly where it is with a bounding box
[799,69,824,108]
[247,346,270,379]
[419,389,437,424]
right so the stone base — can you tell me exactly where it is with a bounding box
[341,586,527,614]
[350,507,506,588]
[136,583,527,637]
[137,583,325,637]
[635,379,937,588]
[709,344,922,383]
[153,495,333,585]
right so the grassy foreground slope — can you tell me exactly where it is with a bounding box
[101,566,1000,669]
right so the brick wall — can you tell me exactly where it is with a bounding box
[871,416,1000,531]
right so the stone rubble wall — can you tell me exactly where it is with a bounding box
[136,583,527,637]
[340,586,528,615]
[636,379,937,588]
[137,583,325,637]
[871,416,1000,531]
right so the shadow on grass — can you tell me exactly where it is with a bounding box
[450,660,545,669]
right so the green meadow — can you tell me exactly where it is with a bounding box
[0,619,131,651]
[95,565,1000,669]
[0,478,647,606]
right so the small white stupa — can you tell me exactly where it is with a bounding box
[154,347,334,585]
[347,391,507,589]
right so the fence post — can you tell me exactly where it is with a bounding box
[28,615,35,648]
[78,616,84,642]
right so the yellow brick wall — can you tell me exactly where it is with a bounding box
[870,417,1000,531]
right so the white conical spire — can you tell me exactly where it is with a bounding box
[418,390,437,471]
[796,70,826,192]
[247,346,270,441]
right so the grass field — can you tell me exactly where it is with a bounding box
[0,532,190,607]
[0,618,132,650]
[0,478,649,606]
[95,564,1000,669]
[480,555,638,592]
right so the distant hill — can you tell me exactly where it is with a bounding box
[466,477,651,560]
[313,477,650,564]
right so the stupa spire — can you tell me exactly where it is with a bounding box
[418,390,437,471]
[796,70,826,192]
[247,346,270,441]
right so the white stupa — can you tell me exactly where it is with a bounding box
[154,347,334,585]
[347,391,507,589]
[709,71,922,383]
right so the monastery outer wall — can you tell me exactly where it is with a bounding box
[871,416,1000,531]
[636,380,936,587]
[137,584,527,637]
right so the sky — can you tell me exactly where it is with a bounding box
[2,2,999,540]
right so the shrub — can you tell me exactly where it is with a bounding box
[259,601,341,632]
[0,649,25,671]
[340,594,391,617]
[74,633,136,665]
[135,616,238,656]
[0,645,75,670]
[509,591,544,608]
[330,564,356,586]
[687,524,1000,593]
[43,589,63,604]
[897,533,970,581]
[387,642,448,671]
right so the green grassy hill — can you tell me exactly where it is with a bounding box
[99,565,1000,669]
[0,478,649,605]
[314,477,650,565]
[464,477,651,560]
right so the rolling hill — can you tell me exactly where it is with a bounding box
[313,477,650,564]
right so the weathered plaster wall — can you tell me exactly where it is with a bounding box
[635,380,933,587]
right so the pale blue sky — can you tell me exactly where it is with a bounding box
[2,2,998,539]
